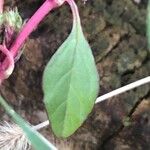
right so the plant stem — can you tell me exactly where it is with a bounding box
[95,76,150,103]
[0,45,14,81]
[33,120,49,130]
[0,0,4,13]
[2,0,65,70]
[34,76,150,130]
[66,0,80,26]
[10,0,58,57]
[0,95,58,150]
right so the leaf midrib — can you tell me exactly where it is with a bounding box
[62,23,80,136]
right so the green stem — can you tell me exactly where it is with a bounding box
[0,95,57,150]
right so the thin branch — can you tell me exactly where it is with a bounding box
[95,76,150,103]
[33,120,49,130]
[34,76,150,130]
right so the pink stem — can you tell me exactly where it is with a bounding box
[10,0,58,57]
[66,0,80,25]
[2,0,63,70]
[0,45,14,81]
[0,0,4,13]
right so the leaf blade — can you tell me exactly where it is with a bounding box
[43,0,99,138]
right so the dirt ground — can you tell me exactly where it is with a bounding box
[0,0,150,150]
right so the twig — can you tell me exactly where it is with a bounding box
[34,76,150,130]
[95,76,150,103]
[33,120,49,130]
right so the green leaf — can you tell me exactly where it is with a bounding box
[0,95,57,150]
[43,0,99,138]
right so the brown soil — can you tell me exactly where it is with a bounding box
[0,0,150,150]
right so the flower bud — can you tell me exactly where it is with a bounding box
[4,8,22,31]
[0,8,23,83]
[3,8,23,48]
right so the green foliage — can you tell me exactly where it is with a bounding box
[0,95,57,150]
[43,0,99,138]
